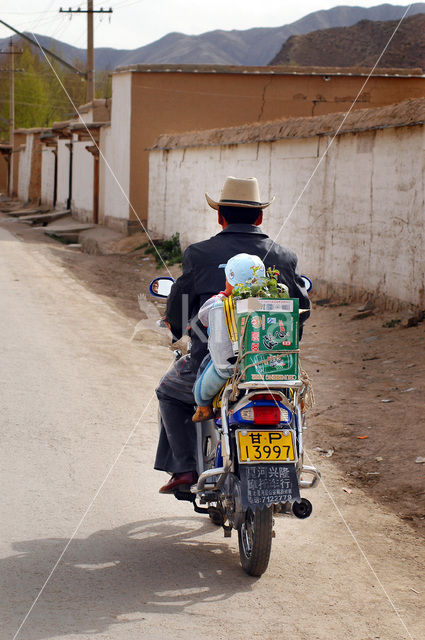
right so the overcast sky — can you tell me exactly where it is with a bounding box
[0,1,415,50]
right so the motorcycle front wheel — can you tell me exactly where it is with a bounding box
[238,507,273,576]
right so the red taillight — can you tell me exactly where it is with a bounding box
[252,405,281,425]
[251,394,283,424]
[251,393,282,402]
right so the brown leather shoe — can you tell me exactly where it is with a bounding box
[192,405,214,422]
[159,470,198,494]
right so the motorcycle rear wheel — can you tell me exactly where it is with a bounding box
[238,507,273,576]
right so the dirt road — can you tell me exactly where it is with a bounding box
[0,218,424,640]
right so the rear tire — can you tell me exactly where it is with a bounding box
[238,507,273,576]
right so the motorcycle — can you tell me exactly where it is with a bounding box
[149,275,320,576]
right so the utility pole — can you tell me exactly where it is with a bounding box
[87,0,94,103]
[59,3,112,103]
[0,39,23,196]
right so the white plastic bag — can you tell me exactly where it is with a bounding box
[208,302,235,377]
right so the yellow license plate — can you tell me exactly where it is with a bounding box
[237,430,295,463]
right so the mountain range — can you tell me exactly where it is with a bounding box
[1,3,425,69]
[270,12,425,68]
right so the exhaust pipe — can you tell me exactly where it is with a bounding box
[191,460,231,493]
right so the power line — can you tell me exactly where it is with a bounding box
[0,99,73,109]
[0,10,58,15]
[110,0,143,9]
[2,15,63,31]
[0,18,86,77]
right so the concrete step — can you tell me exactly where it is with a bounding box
[6,207,50,217]
[79,227,124,255]
[43,218,96,244]
[18,209,71,225]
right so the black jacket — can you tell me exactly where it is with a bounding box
[165,224,310,369]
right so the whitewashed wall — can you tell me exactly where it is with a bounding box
[103,73,131,229]
[71,138,94,221]
[148,126,425,308]
[56,139,70,209]
[17,133,33,202]
[41,147,56,207]
[98,124,111,224]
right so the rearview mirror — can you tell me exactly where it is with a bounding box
[300,275,313,292]
[149,277,175,299]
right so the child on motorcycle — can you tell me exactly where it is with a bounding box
[192,253,266,422]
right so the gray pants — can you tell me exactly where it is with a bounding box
[154,356,198,474]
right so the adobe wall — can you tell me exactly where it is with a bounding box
[71,140,94,222]
[12,132,25,197]
[128,69,424,227]
[103,73,131,232]
[15,131,44,204]
[41,147,56,207]
[0,153,8,194]
[98,124,111,225]
[17,133,33,202]
[56,140,71,210]
[148,124,425,309]
[28,135,43,203]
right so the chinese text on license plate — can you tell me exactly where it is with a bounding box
[237,430,295,463]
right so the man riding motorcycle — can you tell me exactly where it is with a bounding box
[154,176,310,493]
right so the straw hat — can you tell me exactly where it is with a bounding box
[205,176,275,210]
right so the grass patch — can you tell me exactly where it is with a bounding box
[48,233,75,245]
[383,318,401,328]
[131,242,149,252]
[144,233,182,268]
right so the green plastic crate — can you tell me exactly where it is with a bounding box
[235,298,299,382]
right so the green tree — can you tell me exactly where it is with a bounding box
[95,69,112,100]
[0,39,91,141]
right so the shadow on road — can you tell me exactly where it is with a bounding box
[3,516,255,639]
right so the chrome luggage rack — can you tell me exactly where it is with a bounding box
[237,380,304,390]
